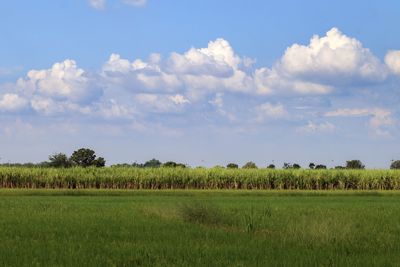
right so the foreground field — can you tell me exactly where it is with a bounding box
[1,190,400,266]
[1,167,400,190]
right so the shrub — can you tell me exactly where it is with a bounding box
[267,164,275,169]
[143,159,162,168]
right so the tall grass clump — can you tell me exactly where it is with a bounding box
[0,166,400,190]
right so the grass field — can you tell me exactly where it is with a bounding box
[1,167,400,190]
[1,190,400,266]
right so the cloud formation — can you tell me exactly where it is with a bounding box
[1,27,398,137]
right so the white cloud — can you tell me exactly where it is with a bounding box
[0,93,28,112]
[296,121,335,134]
[277,28,388,85]
[135,93,190,113]
[385,50,400,75]
[122,0,147,7]
[255,102,288,122]
[17,59,101,103]
[88,0,105,10]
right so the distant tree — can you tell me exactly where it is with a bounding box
[143,159,162,168]
[70,148,105,167]
[163,161,186,168]
[227,163,239,169]
[163,161,178,167]
[283,163,292,169]
[48,153,71,168]
[390,160,400,169]
[346,160,365,169]
[213,165,225,169]
[335,166,345,169]
[309,163,315,169]
[242,162,257,169]
[315,164,327,169]
[293,163,301,169]
[132,162,144,168]
[267,164,275,169]
[93,157,106,167]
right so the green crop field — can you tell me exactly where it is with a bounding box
[1,190,400,266]
[1,167,400,190]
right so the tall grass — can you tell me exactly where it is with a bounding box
[0,167,400,190]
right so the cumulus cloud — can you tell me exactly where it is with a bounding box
[135,93,190,113]
[0,93,28,112]
[16,59,101,103]
[277,28,388,85]
[385,50,400,75]
[88,0,105,10]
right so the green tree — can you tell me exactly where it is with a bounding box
[48,153,71,168]
[143,159,162,168]
[315,164,327,169]
[267,164,275,169]
[390,160,400,169]
[242,162,257,169]
[346,160,365,169]
[70,148,105,167]
[227,163,239,169]
[309,163,315,169]
[293,163,301,169]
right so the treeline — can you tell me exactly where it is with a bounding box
[1,147,400,170]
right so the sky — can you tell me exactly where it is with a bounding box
[0,0,400,168]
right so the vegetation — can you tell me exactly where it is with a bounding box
[1,190,400,266]
[226,163,239,169]
[242,162,257,169]
[346,160,365,169]
[0,167,399,190]
[391,160,400,169]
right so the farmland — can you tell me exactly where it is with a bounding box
[1,190,400,266]
[1,166,400,190]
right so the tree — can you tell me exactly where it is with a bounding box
[315,164,327,169]
[242,162,257,169]
[93,157,106,167]
[143,159,162,168]
[293,163,301,169]
[48,153,71,168]
[346,160,365,169]
[163,161,186,168]
[390,160,400,169]
[283,163,292,169]
[267,164,275,169]
[309,163,315,169]
[227,163,239,169]
[70,148,105,167]
[335,166,345,169]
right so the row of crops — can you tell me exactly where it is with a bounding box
[1,167,400,190]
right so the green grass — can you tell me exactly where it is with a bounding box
[1,190,400,266]
[1,166,400,189]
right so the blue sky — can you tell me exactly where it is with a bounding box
[1,0,400,168]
